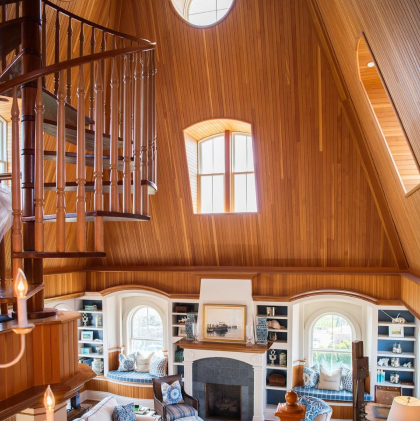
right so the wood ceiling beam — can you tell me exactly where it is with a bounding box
[306,0,409,271]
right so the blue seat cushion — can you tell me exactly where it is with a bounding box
[293,386,373,402]
[165,404,197,421]
[107,370,157,383]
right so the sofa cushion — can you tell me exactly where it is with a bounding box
[80,396,118,421]
[113,403,136,421]
[149,354,167,377]
[341,367,352,392]
[292,385,374,402]
[136,351,154,373]
[303,365,319,388]
[165,404,197,421]
[107,370,157,383]
[318,366,342,391]
[162,380,184,405]
[118,353,136,372]
[298,396,332,421]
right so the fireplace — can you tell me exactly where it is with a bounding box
[205,383,241,420]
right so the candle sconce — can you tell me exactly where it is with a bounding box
[0,269,34,369]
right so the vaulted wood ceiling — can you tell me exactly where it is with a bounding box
[20,0,420,271]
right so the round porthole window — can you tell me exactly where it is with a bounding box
[171,0,235,27]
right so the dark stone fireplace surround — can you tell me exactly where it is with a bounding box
[192,357,254,421]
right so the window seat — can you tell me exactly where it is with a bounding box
[106,371,158,384]
[292,386,373,402]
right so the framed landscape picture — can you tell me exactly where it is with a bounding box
[389,325,404,338]
[202,304,246,343]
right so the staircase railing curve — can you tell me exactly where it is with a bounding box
[0,44,157,272]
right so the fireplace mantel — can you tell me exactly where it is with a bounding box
[176,338,273,354]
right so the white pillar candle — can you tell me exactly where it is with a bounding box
[17,296,28,328]
[46,409,54,421]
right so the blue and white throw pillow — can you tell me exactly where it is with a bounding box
[298,396,332,421]
[161,380,185,405]
[149,354,167,377]
[117,353,136,372]
[341,367,353,392]
[113,403,136,421]
[303,365,319,388]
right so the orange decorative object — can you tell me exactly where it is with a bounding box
[275,391,306,421]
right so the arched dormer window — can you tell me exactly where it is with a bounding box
[129,306,163,353]
[310,313,354,370]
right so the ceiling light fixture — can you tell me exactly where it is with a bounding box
[0,269,34,369]
[367,62,375,68]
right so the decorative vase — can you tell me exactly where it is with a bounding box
[185,313,197,340]
[92,358,104,375]
[94,314,103,328]
[256,317,268,345]
[82,313,89,327]
[280,352,287,367]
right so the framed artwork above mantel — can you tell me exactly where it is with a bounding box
[202,304,246,343]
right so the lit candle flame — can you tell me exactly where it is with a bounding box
[14,269,28,298]
[44,385,55,411]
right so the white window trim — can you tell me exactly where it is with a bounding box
[306,308,361,369]
[126,303,165,354]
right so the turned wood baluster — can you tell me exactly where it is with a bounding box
[14,2,19,56]
[140,51,149,215]
[133,53,141,214]
[66,16,73,103]
[11,87,22,276]
[41,2,47,87]
[151,50,157,185]
[76,65,86,251]
[123,55,132,213]
[0,238,6,314]
[101,31,107,134]
[34,78,44,252]
[94,61,104,252]
[79,22,84,57]
[56,69,66,252]
[89,28,96,129]
[119,38,124,138]
[146,52,154,191]
[109,56,119,212]
[54,10,60,95]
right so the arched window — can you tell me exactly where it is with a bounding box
[0,117,7,174]
[310,313,353,371]
[198,132,257,213]
[187,0,234,26]
[130,306,163,353]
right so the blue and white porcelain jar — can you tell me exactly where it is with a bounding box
[256,317,268,345]
[185,313,197,340]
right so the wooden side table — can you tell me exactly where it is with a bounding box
[67,404,92,421]
[275,391,306,421]
[365,402,391,421]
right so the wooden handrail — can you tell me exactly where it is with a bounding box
[0,45,155,94]
[42,0,151,45]
[0,173,12,181]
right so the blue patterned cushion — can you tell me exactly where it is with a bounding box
[298,396,332,421]
[149,354,167,377]
[293,385,373,402]
[303,365,319,388]
[107,370,157,383]
[341,367,352,392]
[165,404,197,421]
[162,380,184,405]
[113,403,136,421]
[118,353,136,372]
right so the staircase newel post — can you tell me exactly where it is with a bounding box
[123,55,132,213]
[56,69,66,252]
[133,53,141,214]
[94,60,104,252]
[34,78,44,252]
[109,56,119,212]
[54,9,60,95]
[11,87,22,277]
[76,65,86,252]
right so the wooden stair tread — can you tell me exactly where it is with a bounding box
[0,17,25,60]
[0,50,22,84]
[44,150,133,170]
[42,88,93,127]
[42,179,157,195]
[22,210,151,223]
[0,283,44,304]
[12,251,106,259]
[44,119,122,151]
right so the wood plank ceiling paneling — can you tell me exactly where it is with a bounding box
[314,0,420,271]
[90,0,396,268]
